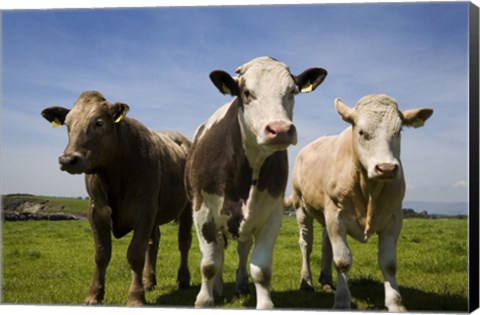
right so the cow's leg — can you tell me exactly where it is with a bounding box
[325,202,352,309]
[193,207,222,307]
[296,206,314,291]
[126,209,156,306]
[319,229,335,292]
[250,209,282,309]
[213,233,225,302]
[378,213,406,312]
[142,226,160,291]
[236,236,253,295]
[177,204,192,289]
[195,232,225,307]
[85,201,112,305]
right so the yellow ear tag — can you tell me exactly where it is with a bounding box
[114,113,125,124]
[411,118,425,128]
[222,83,231,95]
[301,81,313,93]
[52,118,62,128]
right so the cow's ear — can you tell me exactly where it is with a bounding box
[402,108,433,128]
[111,102,130,124]
[209,70,240,96]
[335,98,357,124]
[295,68,328,93]
[41,106,70,128]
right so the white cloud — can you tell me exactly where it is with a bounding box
[453,180,468,189]
[406,183,416,190]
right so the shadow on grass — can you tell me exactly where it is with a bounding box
[153,283,256,308]
[153,282,338,310]
[152,277,468,311]
[349,277,468,312]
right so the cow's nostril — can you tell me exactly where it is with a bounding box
[375,163,398,176]
[265,121,295,139]
[68,156,78,166]
[287,124,297,136]
[263,121,296,146]
[266,125,277,136]
[59,154,78,166]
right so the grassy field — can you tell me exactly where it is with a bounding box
[1,204,469,311]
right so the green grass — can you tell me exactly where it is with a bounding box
[1,216,469,311]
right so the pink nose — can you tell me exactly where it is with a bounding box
[264,121,297,145]
[375,163,399,178]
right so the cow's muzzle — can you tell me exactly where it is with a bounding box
[59,153,88,174]
[263,121,297,148]
[373,163,399,180]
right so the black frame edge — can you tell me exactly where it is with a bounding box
[469,1,480,313]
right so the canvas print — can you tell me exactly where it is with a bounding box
[1,1,476,312]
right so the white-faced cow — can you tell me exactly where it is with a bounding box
[185,56,327,309]
[41,91,192,306]
[290,94,433,311]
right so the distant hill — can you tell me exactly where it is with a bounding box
[403,201,468,217]
[1,194,87,221]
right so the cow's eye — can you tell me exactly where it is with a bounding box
[359,129,371,140]
[94,119,105,128]
[244,90,251,99]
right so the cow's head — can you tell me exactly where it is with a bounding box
[41,91,129,174]
[210,56,327,152]
[335,94,433,181]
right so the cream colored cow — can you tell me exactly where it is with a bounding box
[290,94,433,311]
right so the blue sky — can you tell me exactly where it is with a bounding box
[1,2,471,203]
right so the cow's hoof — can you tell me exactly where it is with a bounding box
[387,305,407,312]
[333,302,351,309]
[127,290,146,306]
[177,280,190,290]
[319,273,335,291]
[177,269,191,290]
[214,294,225,305]
[84,296,101,305]
[300,279,315,291]
[127,299,145,307]
[143,279,157,291]
[235,282,250,296]
[321,283,335,293]
[235,269,250,296]
[194,296,215,308]
[256,299,274,310]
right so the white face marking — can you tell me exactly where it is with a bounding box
[353,96,403,180]
[236,57,298,151]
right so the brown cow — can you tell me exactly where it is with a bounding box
[41,91,192,306]
[289,94,433,311]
